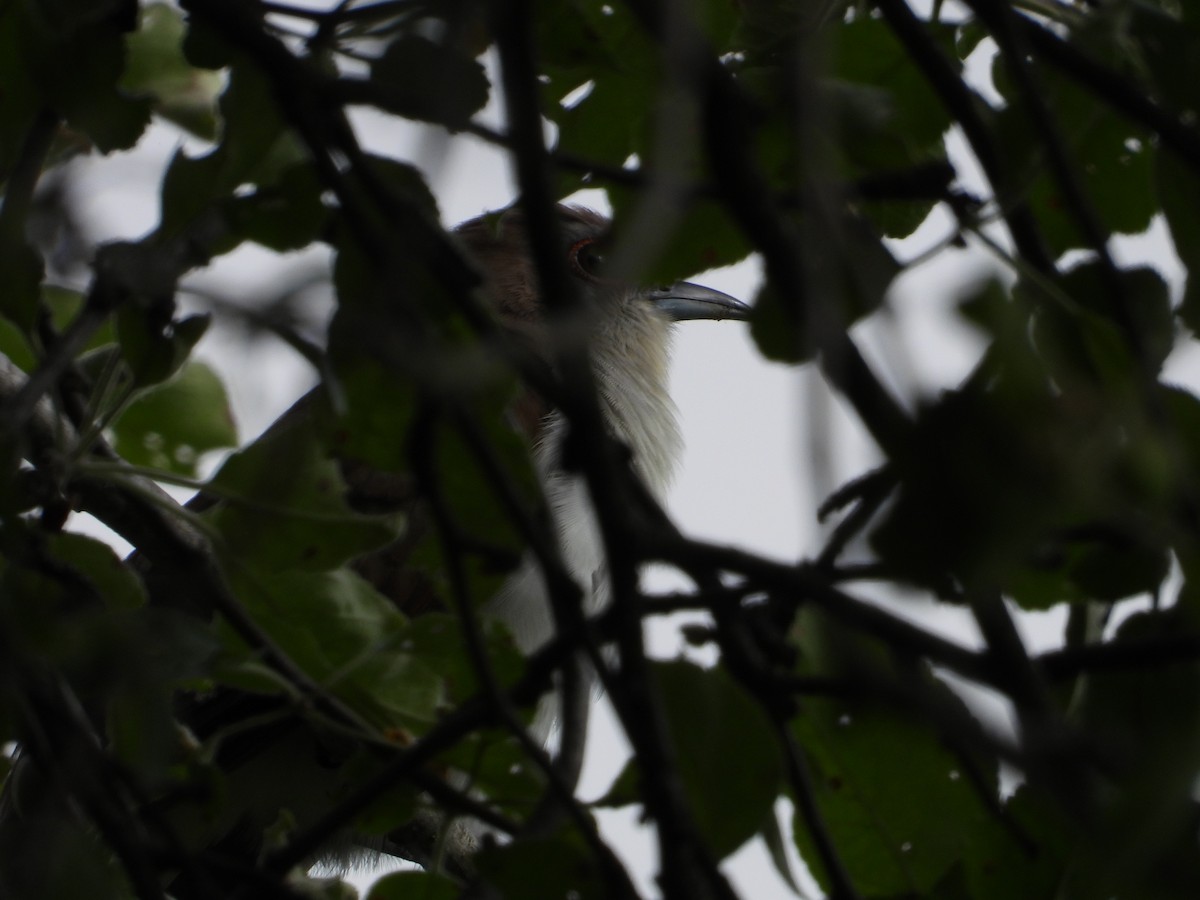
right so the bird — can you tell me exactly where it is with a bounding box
[455,204,749,655]
[0,203,749,895]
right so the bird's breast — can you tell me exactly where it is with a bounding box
[484,413,607,655]
[482,370,681,652]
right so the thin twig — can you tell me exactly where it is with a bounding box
[448,409,596,829]
[650,533,997,688]
[262,696,490,874]
[0,107,58,246]
[1015,10,1200,178]
[620,0,913,456]
[492,2,740,898]
[965,0,1157,384]
[413,406,641,897]
[0,643,171,900]
[777,724,863,900]
[873,0,1055,276]
[69,466,377,738]
[816,467,895,568]
[1039,634,1200,680]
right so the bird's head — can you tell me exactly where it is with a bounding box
[455,204,748,491]
[455,204,748,333]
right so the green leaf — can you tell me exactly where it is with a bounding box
[0,6,43,185]
[22,0,137,34]
[1007,535,1170,611]
[439,725,545,816]
[216,567,444,730]
[400,613,525,710]
[323,358,420,474]
[107,660,184,780]
[735,0,831,56]
[607,192,754,286]
[875,275,1176,603]
[1,284,119,375]
[1038,262,1174,380]
[827,17,956,175]
[537,0,659,195]
[1064,537,1170,603]
[324,350,536,616]
[43,531,146,611]
[226,160,327,252]
[363,155,442,220]
[121,2,221,139]
[21,0,151,154]
[350,779,420,840]
[326,191,467,349]
[1125,2,1200,122]
[862,185,949,241]
[0,315,34,371]
[207,409,400,573]
[46,285,117,348]
[955,20,989,61]
[412,415,530,610]
[1,531,215,784]
[1063,604,1200,898]
[962,785,1070,900]
[0,810,132,899]
[159,62,303,244]
[116,308,209,387]
[476,830,603,900]
[367,871,460,900]
[180,12,234,70]
[554,74,653,173]
[750,212,898,363]
[0,235,43,331]
[992,50,1154,257]
[206,64,296,185]
[536,0,653,73]
[1158,147,1200,334]
[787,628,993,900]
[692,0,741,52]
[869,378,1096,596]
[760,803,804,896]
[1076,606,1200,770]
[1163,383,1200,482]
[111,361,238,477]
[787,608,1000,896]
[600,661,783,860]
[370,34,490,128]
[749,278,805,363]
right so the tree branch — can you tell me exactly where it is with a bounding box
[491,4,740,899]
[1015,10,1200,177]
[873,0,1055,276]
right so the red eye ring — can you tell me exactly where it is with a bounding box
[569,237,605,280]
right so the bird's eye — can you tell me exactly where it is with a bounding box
[569,237,605,280]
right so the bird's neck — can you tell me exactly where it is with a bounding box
[589,339,681,496]
[488,328,680,657]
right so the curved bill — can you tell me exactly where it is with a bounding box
[648,281,751,322]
